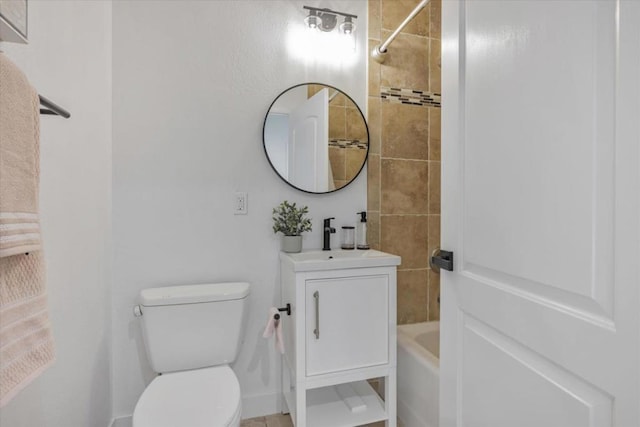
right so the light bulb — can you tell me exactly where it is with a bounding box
[339,17,356,35]
[304,11,322,30]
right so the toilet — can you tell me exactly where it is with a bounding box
[132,282,250,427]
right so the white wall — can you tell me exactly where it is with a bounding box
[0,2,112,427]
[112,0,367,420]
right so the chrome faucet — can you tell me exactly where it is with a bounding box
[322,217,336,251]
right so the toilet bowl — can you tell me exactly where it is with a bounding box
[132,282,250,427]
[133,366,241,427]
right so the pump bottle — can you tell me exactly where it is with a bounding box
[357,211,370,250]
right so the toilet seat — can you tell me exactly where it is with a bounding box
[133,365,241,427]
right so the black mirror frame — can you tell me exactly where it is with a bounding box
[262,82,370,195]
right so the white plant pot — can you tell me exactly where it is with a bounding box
[282,235,302,253]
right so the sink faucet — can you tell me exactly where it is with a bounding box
[322,217,336,251]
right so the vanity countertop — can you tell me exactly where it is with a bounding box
[280,249,401,272]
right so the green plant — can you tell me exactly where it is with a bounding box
[272,201,312,236]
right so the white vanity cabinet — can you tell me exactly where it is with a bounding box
[279,250,400,427]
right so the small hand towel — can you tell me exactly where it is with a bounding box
[0,53,54,407]
[0,52,42,258]
[0,252,54,407]
[262,307,285,354]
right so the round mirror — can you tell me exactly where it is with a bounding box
[263,83,369,194]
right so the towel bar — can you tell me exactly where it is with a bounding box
[278,304,291,316]
[39,95,70,118]
[274,303,292,320]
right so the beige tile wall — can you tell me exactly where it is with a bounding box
[308,84,369,190]
[329,145,367,190]
[367,0,441,324]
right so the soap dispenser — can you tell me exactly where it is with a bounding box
[357,211,370,250]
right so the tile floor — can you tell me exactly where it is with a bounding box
[240,413,396,427]
[240,414,293,427]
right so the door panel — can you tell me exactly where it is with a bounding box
[461,315,612,427]
[441,1,640,426]
[463,0,615,312]
[305,275,389,376]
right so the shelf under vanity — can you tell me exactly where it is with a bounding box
[284,380,387,427]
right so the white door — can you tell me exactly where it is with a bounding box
[440,1,640,427]
[288,88,329,192]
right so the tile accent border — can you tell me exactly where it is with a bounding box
[380,86,441,108]
[329,139,368,150]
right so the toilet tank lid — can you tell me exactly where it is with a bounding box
[139,282,250,306]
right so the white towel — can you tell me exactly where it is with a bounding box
[0,53,54,407]
[262,307,285,354]
[0,53,42,258]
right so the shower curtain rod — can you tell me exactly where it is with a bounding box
[371,0,430,63]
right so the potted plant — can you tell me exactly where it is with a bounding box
[272,200,312,253]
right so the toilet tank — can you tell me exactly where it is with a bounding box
[137,282,250,373]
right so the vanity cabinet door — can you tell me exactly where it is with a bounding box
[305,275,389,376]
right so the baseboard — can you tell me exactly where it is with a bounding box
[242,391,282,419]
[109,415,132,427]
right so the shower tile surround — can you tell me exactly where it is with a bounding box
[368,0,441,323]
[380,87,441,107]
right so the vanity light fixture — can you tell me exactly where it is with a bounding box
[303,6,357,35]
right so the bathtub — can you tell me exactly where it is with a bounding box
[397,321,439,427]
